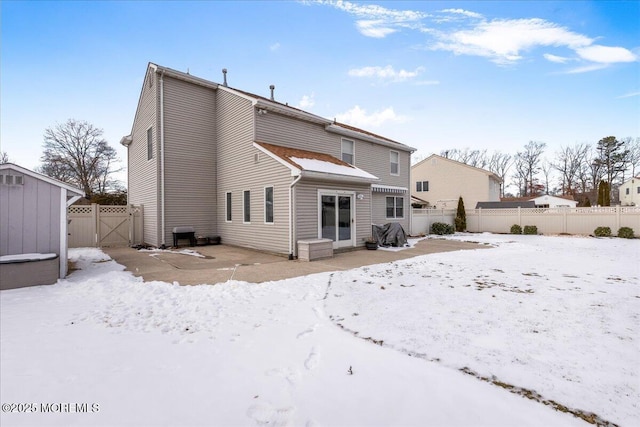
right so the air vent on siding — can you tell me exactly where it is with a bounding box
[254,153,260,164]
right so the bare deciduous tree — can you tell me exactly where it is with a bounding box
[38,119,121,197]
[488,151,512,197]
[553,143,589,196]
[514,141,546,197]
[0,151,9,164]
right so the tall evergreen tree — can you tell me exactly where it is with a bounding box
[455,196,466,232]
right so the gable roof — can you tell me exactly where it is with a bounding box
[140,63,414,152]
[0,163,85,197]
[412,154,502,183]
[254,141,379,183]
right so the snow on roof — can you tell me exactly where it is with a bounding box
[255,141,379,181]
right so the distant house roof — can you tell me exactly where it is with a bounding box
[412,154,502,183]
[476,201,536,209]
[254,141,379,183]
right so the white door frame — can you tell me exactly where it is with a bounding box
[317,189,356,248]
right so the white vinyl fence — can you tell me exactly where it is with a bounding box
[68,204,144,248]
[411,206,640,236]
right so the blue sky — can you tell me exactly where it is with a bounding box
[1,0,638,182]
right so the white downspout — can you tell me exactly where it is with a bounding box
[288,175,302,259]
[160,70,166,247]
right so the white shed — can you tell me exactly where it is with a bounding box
[0,163,84,290]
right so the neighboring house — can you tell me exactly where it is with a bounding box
[0,163,84,289]
[121,63,414,257]
[619,176,640,206]
[411,154,501,210]
[530,194,577,208]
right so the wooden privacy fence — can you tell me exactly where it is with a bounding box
[411,206,640,236]
[68,204,144,248]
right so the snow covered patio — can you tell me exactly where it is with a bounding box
[1,234,638,426]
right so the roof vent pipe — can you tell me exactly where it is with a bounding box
[270,84,275,101]
[222,68,228,86]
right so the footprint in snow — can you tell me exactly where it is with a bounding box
[296,324,319,339]
[246,402,295,427]
[305,347,320,371]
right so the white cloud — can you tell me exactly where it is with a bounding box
[563,63,610,74]
[348,65,425,82]
[543,53,571,63]
[296,93,315,109]
[355,20,396,38]
[270,42,281,52]
[433,18,593,65]
[335,105,408,128]
[414,80,440,86]
[616,91,640,99]
[440,8,483,19]
[575,45,637,64]
[318,0,427,38]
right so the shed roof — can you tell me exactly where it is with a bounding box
[0,163,85,197]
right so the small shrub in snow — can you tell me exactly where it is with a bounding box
[510,224,522,234]
[523,225,538,235]
[594,227,612,237]
[431,222,454,235]
[618,227,634,239]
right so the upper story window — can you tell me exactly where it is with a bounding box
[626,188,630,195]
[416,181,429,192]
[341,139,354,164]
[386,196,404,219]
[147,127,153,160]
[390,151,399,175]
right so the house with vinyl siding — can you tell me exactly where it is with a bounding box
[121,63,414,258]
[411,154,501,210]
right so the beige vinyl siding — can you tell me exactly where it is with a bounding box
[162,76,217,244]
[256,111,338,155]
[295,180,372,246]
[128,68,160,246]
[216,90,291,255]
[411,155,500,210]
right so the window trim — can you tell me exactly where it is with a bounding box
[264,186,274,224]
[225,192,232,222]
[385,196,404,219]
[243,190,251,224]
[390,150,399,176]
[341,138,354,164]
[146,126,153,161]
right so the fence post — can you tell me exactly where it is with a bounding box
[92,203,99,247]
[518,206,521,226]
[478,208,482,232]
[616,205,620,231]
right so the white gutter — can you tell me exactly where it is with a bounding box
[59,189,68,279]
[160,70,166,247]
[288,175,302,259]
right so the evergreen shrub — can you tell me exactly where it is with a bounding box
[594,227,612,237]
[510,224,522,234]
[431,222,454,235]
[523,225,538,235]
[618,227,635,239]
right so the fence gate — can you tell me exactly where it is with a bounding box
[68,204,143,248]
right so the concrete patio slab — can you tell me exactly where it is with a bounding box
[103,238,488,286]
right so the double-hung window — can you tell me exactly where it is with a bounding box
[390,151,399,175]
[264,186,274,224]
[386,196,404,218]
[341,139,354,164]
[416,181,429,192]
[226,192,232,222]
[243,190,251,223]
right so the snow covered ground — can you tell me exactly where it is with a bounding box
[1,234,638,426]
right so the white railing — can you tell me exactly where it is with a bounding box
[411,206,640,236]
